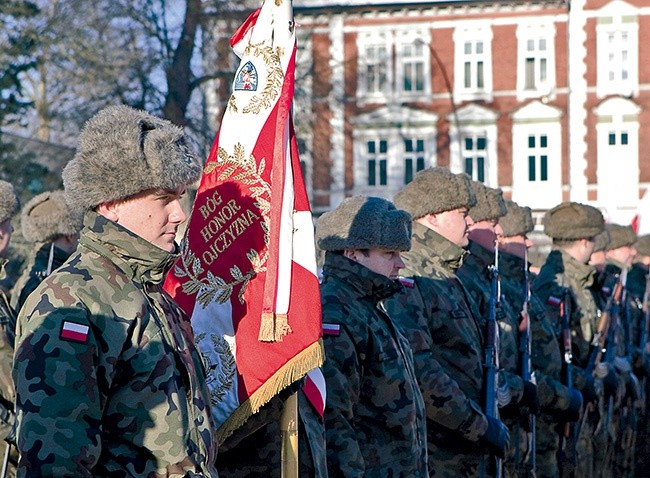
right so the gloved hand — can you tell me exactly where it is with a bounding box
[626,372,641,402]
[481,416,510,459]
[580,374,598,405]
[520,380,540,415]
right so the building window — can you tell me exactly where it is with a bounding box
[596,11,638,98]
[454,24,493,101]
[358,33,391,99]
[527,134,548,182]
[401,42,426,93]
[463,40,485,90]
[367,139,388,186]
[404,138,426,184]
[463,134,487,182]
[516,23,556,100]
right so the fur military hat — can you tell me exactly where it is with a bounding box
[468,182,507,223]
[0,180,19,224]
[394,167,477,219]
[635,234,650,258]
[604,224,636,250]
[63,105,202,214]
[592,229,611,253]
[499,200,534,238]
[316,196,412,252]
[543,202,604,240]
[21,190,83,243]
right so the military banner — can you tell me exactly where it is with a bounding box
[164,0,324,443]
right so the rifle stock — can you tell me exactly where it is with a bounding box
[558,291,577,476]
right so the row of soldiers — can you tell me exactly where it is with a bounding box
[0,108,647,476]
[315,166,650,477]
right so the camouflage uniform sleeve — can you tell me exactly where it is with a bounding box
[413,351,489,442]
[322,325,365,477]
[13,303,105,476]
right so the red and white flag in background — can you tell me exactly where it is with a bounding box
[164,0,324,443]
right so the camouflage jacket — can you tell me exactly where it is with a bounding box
[13,211,218,477]
[457,241,525,405]
[387,223,489,470]
[320,252,428,477]
[532,248,598,389]
[0,259,16,439]
[10,242,72,313]
[499,252,574,413]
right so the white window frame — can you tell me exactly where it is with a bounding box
[448,104,498,187]
[352,107,438,199]
[511,101,563,209]
[395,30,431,98]
[357,31,392,102]
[516,21,556,101]
[453,23,493,102]
[596,10,639,98]
[595,97,640,219]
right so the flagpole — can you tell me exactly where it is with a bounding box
[280,391,299,478]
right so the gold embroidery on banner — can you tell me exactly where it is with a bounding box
[241,42,284,115]
[174,142,271,308]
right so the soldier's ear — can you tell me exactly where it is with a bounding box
[423,213,438,228]
[343,249,357,262]
[97,201,120,222]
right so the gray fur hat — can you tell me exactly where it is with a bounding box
[316,196,412,252]
[21,190,83,243]
[592,229,611,253]
[499,200,534,238]
[0,181,18,224]
[543,202,604,240]
[468,182,507,223]
[635,234,650,257]
[604,224,637,250]
[63,105,202,213]
[394,167,477,219]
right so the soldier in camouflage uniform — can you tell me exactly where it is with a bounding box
[532,202,606,478]
[596,224,640,477]
[12,105,218,477]
[316,195,428,477]
[498,200,583,478]
[10,190,82,313]
[457,183,539,478]
[0,181,19,475]
[388,167,509,477]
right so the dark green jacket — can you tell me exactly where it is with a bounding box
[321,252,427,477]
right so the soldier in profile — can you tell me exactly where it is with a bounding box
[12,105,218,476]
[316,195,428,477]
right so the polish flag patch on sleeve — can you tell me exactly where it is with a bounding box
[547,295,562,307]
[322,323,341,336]
[399,277,415,288]
[60,321,90,343]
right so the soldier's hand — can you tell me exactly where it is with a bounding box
[481,416,510,459]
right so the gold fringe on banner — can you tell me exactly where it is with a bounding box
[259,312,291,342]
[216,339,325,445]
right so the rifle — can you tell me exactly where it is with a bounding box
[586,273,624,374]
[557,290,577,477]
[518,248,536,476]
[481,240,502,478]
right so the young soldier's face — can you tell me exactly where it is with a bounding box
[104,187,188,252]
[468,219,502,251]
[347,249,405,280]
[607,245,637,267]
[433,207,473,247]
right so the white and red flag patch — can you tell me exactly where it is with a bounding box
[164,0,324,444]
[547,295,562,307]
[60,321,89,343]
